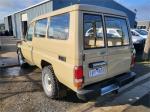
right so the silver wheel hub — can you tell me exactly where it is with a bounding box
[44,73,52,92]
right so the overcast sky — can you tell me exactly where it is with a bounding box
[0,0,150,23]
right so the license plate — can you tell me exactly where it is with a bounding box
[89,67,106,77]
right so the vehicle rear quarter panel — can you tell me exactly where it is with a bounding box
[32,11,81,91]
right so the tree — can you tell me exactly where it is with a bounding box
[143,30,150,61]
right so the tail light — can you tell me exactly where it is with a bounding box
[74,66,84,89]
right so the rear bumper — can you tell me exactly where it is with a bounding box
[77,72,136,100]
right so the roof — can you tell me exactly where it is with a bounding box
[5,0,132,18]
[6,0,51,16]
[33,4,127,22]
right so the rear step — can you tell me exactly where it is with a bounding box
[100,72,136,96]
[101,84,119,96]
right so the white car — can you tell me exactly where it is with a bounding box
[131,30,145,46]
[107,28,122,38]
[85,28,122,38]
[85,28,103,37]
[131,29,148,39]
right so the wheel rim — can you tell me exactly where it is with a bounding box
[18,53,24,65]
[44,73,52,93]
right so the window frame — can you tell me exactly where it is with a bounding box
[104,15,131,48]
[34,18,48,38]
[83,13,106,50]
[48,13,70,40]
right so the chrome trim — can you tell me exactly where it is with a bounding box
[101,84,119,96]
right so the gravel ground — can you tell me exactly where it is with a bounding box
[0,66,83,112]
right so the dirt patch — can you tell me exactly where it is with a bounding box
[0,67,82,112]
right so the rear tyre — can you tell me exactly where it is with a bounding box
[42,65,61,99]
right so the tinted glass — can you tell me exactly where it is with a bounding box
[131,31,139,36]
[131,31,136,36]
[48,13,69,40]
[84,14,104,49]
[135,29,148,35]
[26,23,34,41]
[105,17,129,47]
[35,18,48,38]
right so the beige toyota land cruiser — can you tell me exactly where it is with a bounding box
[17,4,136,100]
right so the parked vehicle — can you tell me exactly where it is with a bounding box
[131,30,145,45]
[85,28,122,38]
[17,4,136,100]
[131,29,148,39]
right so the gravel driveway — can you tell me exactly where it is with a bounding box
[0,37,83,112]
[0,66,83,112]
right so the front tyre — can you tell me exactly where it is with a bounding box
[42,65,61,99]
[17,49,28,68]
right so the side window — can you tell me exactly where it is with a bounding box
[131,31,138,36]
[48,13,70,40]
[35,18,48,38]
[26,23,34,41]
[105,17,130,47]
[131,31,135,36]
[84,14,105,49]
[131,31,139,36]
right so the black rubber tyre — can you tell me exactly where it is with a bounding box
[42,65,61,99]
[17,49,28,68]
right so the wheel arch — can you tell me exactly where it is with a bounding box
[40,60,63,85]
[41,60,52,69]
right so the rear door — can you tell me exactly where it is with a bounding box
[104,16,131,77]
[82,13,108,85]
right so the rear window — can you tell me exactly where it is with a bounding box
[35,18,48,38]
[105,17,130,47]
[83,14,105,49]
